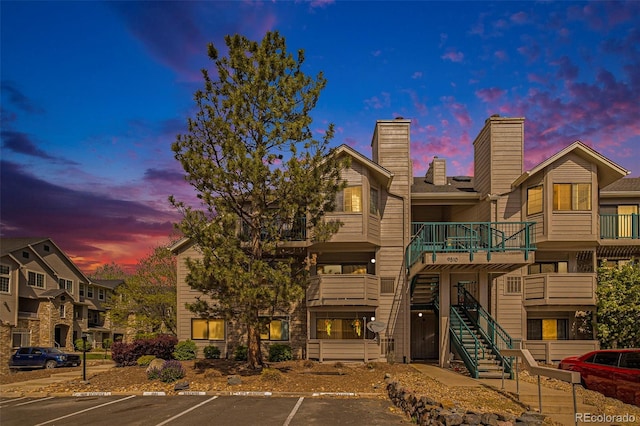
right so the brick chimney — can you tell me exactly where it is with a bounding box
[425,156,447,185]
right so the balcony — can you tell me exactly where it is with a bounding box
[524,273,596,306]
[307,274,379,307]
[240,217,307,242]
[600,214,639,240]
[407,222,536,273]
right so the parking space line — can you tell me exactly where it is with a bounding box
[15,396,54,406]
[0,396,28,405]
[283,397,304,426]
[34,395,136,426]
[155,395,218,426]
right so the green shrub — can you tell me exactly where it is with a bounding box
[268,344,292,362]
[147,367,160,380]
[203,345,221,359]
[173,340,198,360]
[137,355,156,367]
[102,338,113,350]
[234,345,247,361]
[159,360,185,383]
[74,338,92,352]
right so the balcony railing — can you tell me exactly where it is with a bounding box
[240,216,307,242]
[406,221,536,266]
[600,214,639,239]
[307,274,379,306]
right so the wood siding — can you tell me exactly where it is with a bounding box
[493,273,524,339]
[523,340,600,363]
[307,340,380,361]
[307,275,379,307]
[523,273,596,306]
[489,119,524,196]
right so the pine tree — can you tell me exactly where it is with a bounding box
[170,31,345,368]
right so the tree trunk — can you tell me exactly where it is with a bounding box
[247,323,263,369]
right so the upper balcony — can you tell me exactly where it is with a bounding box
[240,217,307,245]
[600,214,639,241]
[407,222,536,275]
[307,274,379,307]
[523,273,596,307]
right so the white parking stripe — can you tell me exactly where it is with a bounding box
[283,397,304,426]
[155,395,218,426]
[15,396,54,406]
[34,395,136,426]
[0,396,28,405]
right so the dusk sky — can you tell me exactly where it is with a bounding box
[2,1,639,272]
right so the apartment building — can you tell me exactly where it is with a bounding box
[172,117,639,376]
[0,238,125,365]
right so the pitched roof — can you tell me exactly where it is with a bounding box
[38,288,76,302]
[334,144,394,189]
[91,279,124,290]
[0,237,49,256]
[512,141,629,188]
[601,177,640,193]
[412,176,477,194]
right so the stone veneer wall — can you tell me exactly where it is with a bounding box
[0,321,12,373]
[385,375,546,426]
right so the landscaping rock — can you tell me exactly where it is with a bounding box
[227,375,242,385]
[145,358,164,373]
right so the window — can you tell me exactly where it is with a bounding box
[0,264,10,293]
[260,318,290,341]
[620,352,640,370]
[527,185,543,215]
[315,312,375,339]
[316,264,368,274]
[528,261,568,274]
[505,276,522,294]
[98,288,105,301]
[527,319,569,340]
[59,305,66,318]
[553,183,591,211]
[336,186,362,212]
[191,319,225,340]
[591,352,620,366]
[87,285,94,298]
[58,278,73,292]
[12,329,30,348]
[370,187,379,215]
[28,271,45,288]
[79,283,85,297]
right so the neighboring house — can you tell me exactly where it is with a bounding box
[0,238,91,361]
[172,117,639,376]
[83,279,127,348]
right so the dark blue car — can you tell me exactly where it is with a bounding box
[9,347,81,370]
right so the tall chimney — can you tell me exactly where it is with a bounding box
[425,156,447,185]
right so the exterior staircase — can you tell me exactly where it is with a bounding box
[450,306,507,379]
[410,274,439,308]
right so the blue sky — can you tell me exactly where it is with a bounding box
[2,1,639,271]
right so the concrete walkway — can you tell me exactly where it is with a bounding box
[410,363,619,426]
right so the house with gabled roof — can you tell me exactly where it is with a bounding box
[172,116,639,376]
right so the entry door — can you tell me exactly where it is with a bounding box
[411,311,438,360]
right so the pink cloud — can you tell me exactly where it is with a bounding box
[494,50,508,61]
[510,11,528,25]
[441,50,464,63]
[363,92,391,110]
[476,87,506,103]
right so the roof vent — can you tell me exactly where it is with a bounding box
[452,176,471,182]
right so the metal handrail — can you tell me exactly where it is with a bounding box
[458,287,513,374]
[450,306,484,378]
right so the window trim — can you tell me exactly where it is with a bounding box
[336,185,363,213]
[505,276,522,295]
[0,264,10,294]
[260,317,290,341]
[27,271,45,288]
[369,187,379,216]
[98,288,105,301]
[87,285,94,298]
[58,278,73,292]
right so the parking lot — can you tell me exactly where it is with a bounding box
[0,395,408,425]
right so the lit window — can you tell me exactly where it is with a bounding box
[527,185,543,215]
[260,318,290,341]
[191,319,225,340]
[315,312,375,339]
[553,183,591,211]
[336,186,362,212]
[28,271,45,288]
[528,261,568,274]
[527,318,569,340]
[370,187,379,215]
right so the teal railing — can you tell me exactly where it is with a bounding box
[457,286,513,375]
[600,214,639,240]
[406,221,536,267]
[450,306,484,379]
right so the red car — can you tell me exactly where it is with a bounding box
[559,349,640,406]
